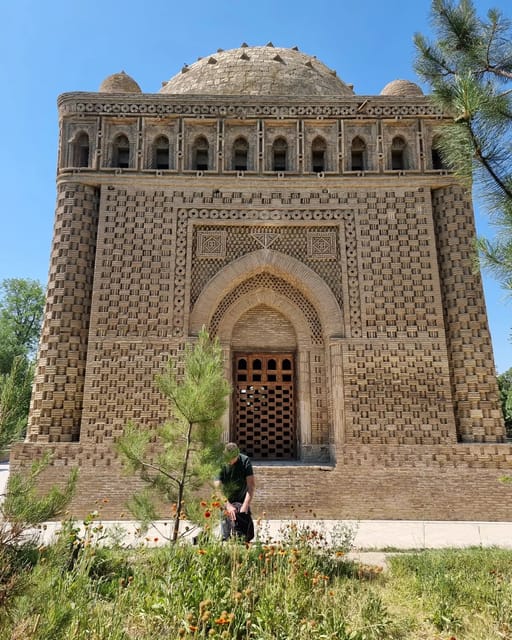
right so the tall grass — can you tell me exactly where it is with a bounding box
[2,512,512,639]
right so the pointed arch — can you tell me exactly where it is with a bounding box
[112,134,130,168]
[390,136,407,170]
[272,137,288,171]
[73,132,90,167]
[350,136,366,171]
[154,135,170,170]
[232,136,249,171]
[189,249,343,338]
[311,136,327,172]
[214,290,312,345]
[192,135,209,170]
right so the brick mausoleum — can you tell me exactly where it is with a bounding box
[11,44,512,520]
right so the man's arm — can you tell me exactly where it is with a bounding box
[240,474,255,513]
[215,478,237,521]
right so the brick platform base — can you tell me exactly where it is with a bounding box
[11,442,512,521]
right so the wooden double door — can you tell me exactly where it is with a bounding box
[233,352,296,460]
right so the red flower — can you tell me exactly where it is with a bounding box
[204,510,211,518]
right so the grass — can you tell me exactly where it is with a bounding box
[1,511,512,639]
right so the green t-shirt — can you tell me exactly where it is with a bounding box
[217,453,253,504]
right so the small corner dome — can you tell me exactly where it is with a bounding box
[160,46,354,97]
[99,71,142,94]
[380,79,424,97]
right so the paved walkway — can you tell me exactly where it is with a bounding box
[2,462,512,559]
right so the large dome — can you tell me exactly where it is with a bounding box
[160,44,354,97]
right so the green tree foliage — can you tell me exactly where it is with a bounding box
[0,278,45,373]
[0,357,34,455]
[116,329,231,542]
[0,278,44,453]
[2,455,78,540]
[498,367,512,436]
[414,0,512,294]
[0,455,78,616]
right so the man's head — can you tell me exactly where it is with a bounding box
[223,442,240,465]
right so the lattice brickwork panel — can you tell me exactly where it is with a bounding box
[234,353,296,459]
[91,188,176,338]
[81,340,185,444]
[305,348,331,446]
[343,341,457,444]
[190,222,343,307]
[28,183,99,443]
[432,186,505,442]
[357,190,441,340]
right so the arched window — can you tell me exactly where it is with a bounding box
[272,137,288,171]
[391,136,407,170]
[154,135,170,170]
[112,134,130,168]
[73,132,90,168]
[232,137,249,171]
[431,136,445,170]
[193,136,209,171]
[351,136,366,171]
[311,136,327,172]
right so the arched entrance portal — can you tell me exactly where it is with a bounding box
[189,250,346,463]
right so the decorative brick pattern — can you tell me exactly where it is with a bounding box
[28,183,99,443]
[342,341,456,444]
[80,340,183,443]
[432,186,505,442]
[307,231,337,259]
[357,189,439,341]
[196,229,227,258]
[91,187,176,339]
[64,97,443,120]
[189,221,344,310]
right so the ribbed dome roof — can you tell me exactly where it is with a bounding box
[99,71,142,94]
[160,45,354,97]
[380,79,424,97]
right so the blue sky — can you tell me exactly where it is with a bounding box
[1,0,510,373]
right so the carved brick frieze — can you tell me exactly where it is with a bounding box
[62,98,443,120]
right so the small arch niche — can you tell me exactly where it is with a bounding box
[272,137,288,172]
[351,136,366,171]
[112,134,130,168]
[232,136,249,171]
[311,136,327,172]
[431,136,446,170]
[391,136,407,170]
[73,132,90,168]
[154,135,170,170]
[193,135,209,171]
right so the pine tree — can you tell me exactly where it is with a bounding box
[116,329,231,542]
[414,0,512,293]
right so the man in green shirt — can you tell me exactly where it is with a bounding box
[215,442,255,541]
